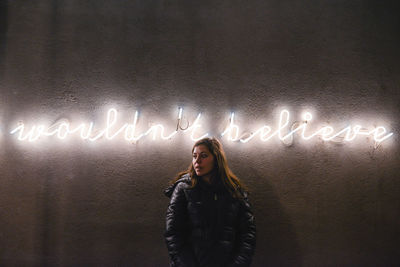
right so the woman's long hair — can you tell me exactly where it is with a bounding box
[172,137,248,199]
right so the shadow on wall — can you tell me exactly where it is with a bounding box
[251,174,302,267]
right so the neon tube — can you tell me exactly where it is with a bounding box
[10,108,208,142]
[9,108,393,145]
[221,110,393,145]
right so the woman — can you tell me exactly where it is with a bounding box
[164,137,256,267]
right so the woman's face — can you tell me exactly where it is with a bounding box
[192,145,215,177]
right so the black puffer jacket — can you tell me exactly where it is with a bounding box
[164,174,256,267]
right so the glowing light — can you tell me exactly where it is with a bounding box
[183,113,209,141]
[220,110,393,145]
[240,126,272,143]
[178,107,183,120]
[221,113,240,141]
[372,126,393,142]
[10,124,45,142]
[10,108,208,143]
[124,111,143,141]
[9,107,393,146]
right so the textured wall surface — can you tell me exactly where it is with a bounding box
[0,0,399,266]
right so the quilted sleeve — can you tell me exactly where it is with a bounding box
[229,195,256,267]
[164,183,196,266]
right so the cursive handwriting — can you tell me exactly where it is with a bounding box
[9,108,393,145]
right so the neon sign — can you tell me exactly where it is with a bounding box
[221,110,393,144]
[10,108,209,142]
[8,108,393,146]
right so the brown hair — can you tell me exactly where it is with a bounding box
[172,137,248,199]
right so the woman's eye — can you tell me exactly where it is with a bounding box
[201,154,208,158]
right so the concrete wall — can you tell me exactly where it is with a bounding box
[0,0,399,266]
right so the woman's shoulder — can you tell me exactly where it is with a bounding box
[177,173,191,183]
[164,173,192,198]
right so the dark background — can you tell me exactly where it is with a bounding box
[0,0,399,266]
